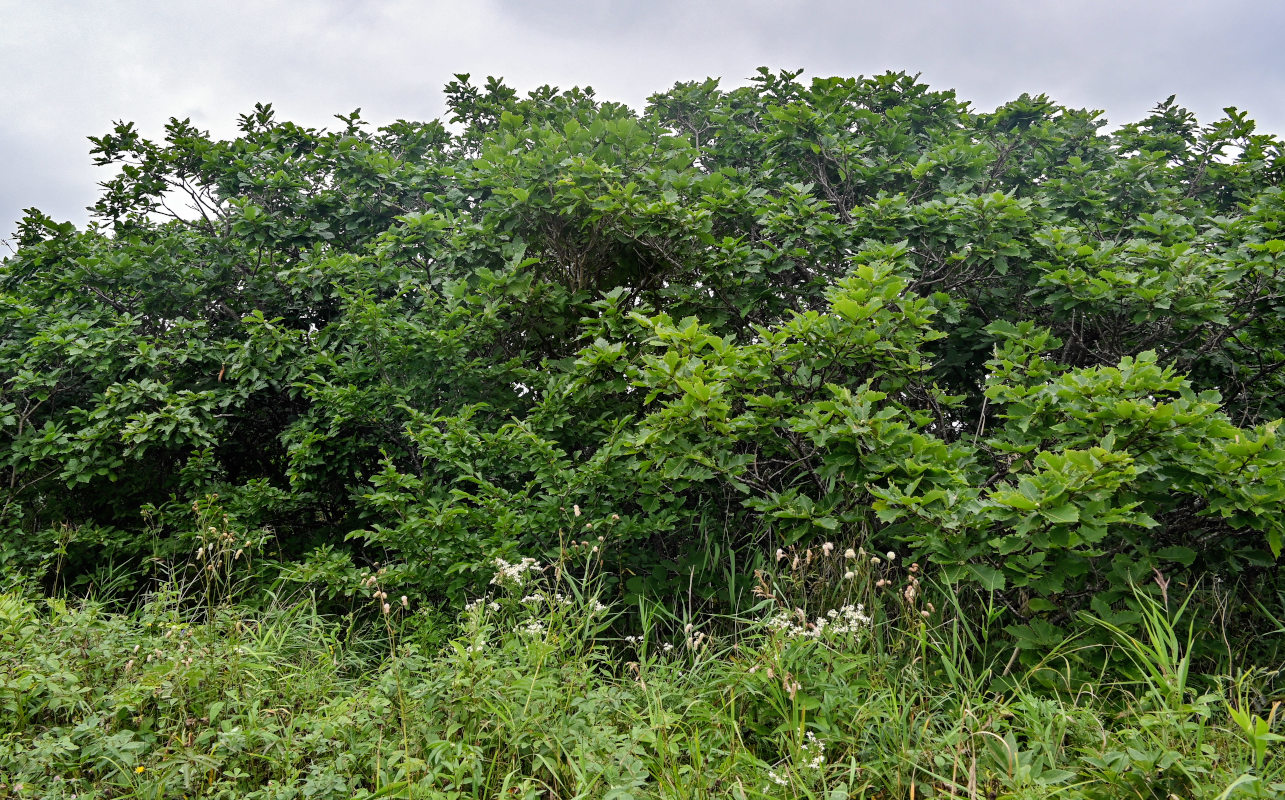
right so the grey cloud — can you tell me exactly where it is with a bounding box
[3,0,1283,236]
[0,126,93,246]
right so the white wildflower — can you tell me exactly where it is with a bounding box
[521,619,545,636]
[490,556,542,587]
[802,731,827,769]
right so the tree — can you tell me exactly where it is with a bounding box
[2,71,1282,644]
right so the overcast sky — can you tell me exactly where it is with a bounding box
[3,0,1282,242]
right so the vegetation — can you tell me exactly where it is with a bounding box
[1,69,1283,796]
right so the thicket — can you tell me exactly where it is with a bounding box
[2,69,1284,762]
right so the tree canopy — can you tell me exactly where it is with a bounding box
[3,70,1283,641]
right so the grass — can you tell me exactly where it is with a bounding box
[0,544,1282,798]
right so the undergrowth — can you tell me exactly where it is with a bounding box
[0,543,1281,799]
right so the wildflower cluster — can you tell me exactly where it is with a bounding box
[464,598,501,614]
[623,635,676,653]
[490,556,543,588]
[765,539,938,632]
[454,539,616,656]
[874,561,936,619]
[766,541,875,609]
[762,728,827,790]
[360,567,409,616]
[520,619,545,637]
[458,597,500,653]
[522,591,573,607]
[684,622,709,651]
[765,604,872,640]
[800,730,826,770]
[189,496,267,586]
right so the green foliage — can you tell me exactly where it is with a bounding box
[2,71,1283,658]
[1,556,1281,798]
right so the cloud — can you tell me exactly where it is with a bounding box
[3,0,1282,236]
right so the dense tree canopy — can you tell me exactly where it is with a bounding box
[3,70,1283,640]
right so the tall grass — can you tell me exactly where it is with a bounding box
[0,541,1281,798]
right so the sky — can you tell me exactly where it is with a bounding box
[3,0,1283,243]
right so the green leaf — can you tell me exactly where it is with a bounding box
[1155,546,1197,566]
[1040,503,1079,525]
[967,563,1007,591]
